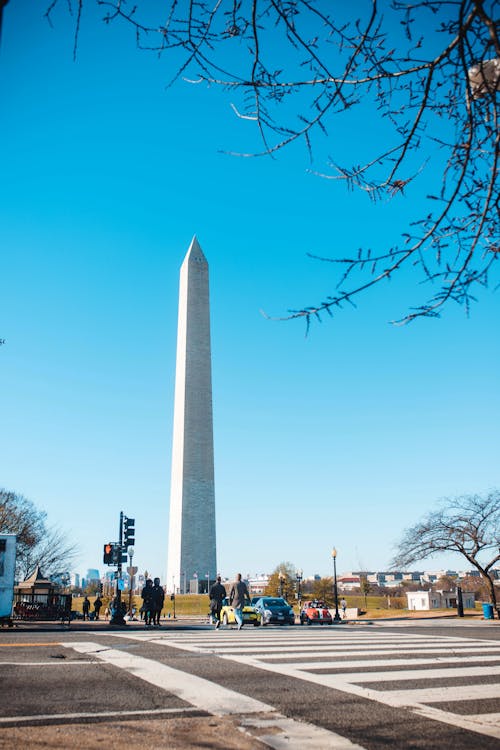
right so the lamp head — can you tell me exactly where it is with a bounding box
[331,547,337,559]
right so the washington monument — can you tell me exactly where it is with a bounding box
[166,237,216,593]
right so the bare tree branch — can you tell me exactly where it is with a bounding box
[392,489,500,616]
[41,0,499,326]
[0,488,78,581]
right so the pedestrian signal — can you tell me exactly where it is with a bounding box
[123,516,135,546]
[103,543,114,564]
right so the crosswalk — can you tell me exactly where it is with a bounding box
[113,625,500,741]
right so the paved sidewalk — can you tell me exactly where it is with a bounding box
[2,610,496,633]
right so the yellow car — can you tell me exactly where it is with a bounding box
[220,597,261,627]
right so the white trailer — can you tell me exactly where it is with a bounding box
[0,534,16,626]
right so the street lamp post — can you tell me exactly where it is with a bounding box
[295,569,303,616]
[127,546,135,617]
[456,585,464,618]
[331,548,341,623]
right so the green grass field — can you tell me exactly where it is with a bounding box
[71,592,481,619]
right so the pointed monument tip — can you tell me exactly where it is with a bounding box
[184,235,207,265]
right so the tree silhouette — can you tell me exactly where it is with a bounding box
[40,0,500,328]
[0,488,78,580]
[392,490,500,616]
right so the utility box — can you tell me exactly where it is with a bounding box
[0,534,16,626]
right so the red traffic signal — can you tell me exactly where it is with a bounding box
[103,543,114,564]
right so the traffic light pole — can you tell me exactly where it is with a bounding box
[110,511,126,625]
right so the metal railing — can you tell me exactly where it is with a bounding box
[12,592,72,625]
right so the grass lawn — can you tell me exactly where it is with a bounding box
[70,593,485,619]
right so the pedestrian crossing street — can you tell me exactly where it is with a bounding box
[116,625,500,741]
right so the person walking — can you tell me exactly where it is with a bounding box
[151,577,165,627]
[94,595,103,621]
[141,579,154,627]
[229,573,250,630]
[209,575,226,629]
[340,598,347,619]
[82,596,90,621]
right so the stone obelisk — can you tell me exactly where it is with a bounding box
[166,237,216,594]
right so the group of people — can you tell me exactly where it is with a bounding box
[81,573,252,630]
[82,595,102,621]
[141,577,165,627]
[209,573,249,630]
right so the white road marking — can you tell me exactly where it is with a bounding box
[0,661,95,666]
[111,628,500,741]
[0,707,198,724]
[221,653,500,741]
[317,664,500,682]
[63,641,365,750]
[374,682,500,705]
[66,640,270,715]
[131,633,500,661]
[292,654,500,670]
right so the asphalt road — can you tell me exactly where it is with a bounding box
[2,619,500,749]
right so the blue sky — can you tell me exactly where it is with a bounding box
[1,2,499,584]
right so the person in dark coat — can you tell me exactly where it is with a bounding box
[209,575,226,629]
[82,596,90,621]
[141,579,154,627]
[151,577,165,626]
[229,573,250,630]
[94,596,103,621]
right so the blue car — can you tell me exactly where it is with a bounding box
[253,596,295,626]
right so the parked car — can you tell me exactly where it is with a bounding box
[300,600,333,625]
[254,596,295,626]
[220,597,261,627]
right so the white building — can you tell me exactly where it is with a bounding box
[338,576,360,591]
[247,574,269,595]
[406,590,476,611]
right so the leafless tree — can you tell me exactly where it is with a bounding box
[392,490,500,616]
[0,489,78,580]
[41,0,499,328]
[359,574,371,609]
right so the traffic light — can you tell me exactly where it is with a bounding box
[123,516,135,546]
[103,543,113,564]
[98,581,104,594]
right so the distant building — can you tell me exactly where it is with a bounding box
[458,569,500,580]
[70,573,80,588]
[420,570,457,584]
[338,576,360,591]
[247,574,269,595]
[86,569,100,582]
